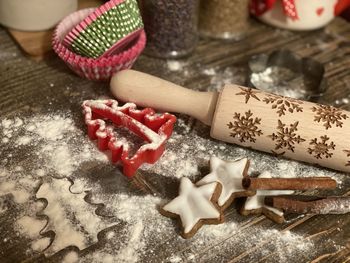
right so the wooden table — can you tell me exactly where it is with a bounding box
[1,18,350,263]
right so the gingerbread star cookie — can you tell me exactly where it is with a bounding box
[240,172,294,223]
[160,177,223,239]
[196,156,255,210]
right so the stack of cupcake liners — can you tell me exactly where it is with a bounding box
[52,0,145,81]
[64,0,143,58]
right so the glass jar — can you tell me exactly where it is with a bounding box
[199,0,250,40]
[138,0,200,58]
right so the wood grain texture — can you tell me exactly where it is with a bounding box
[212,84,350,173]
[1,17,350,263]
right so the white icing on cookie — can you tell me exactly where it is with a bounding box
[162,177,220,234]
[196,156,249,207]
[244,172,294,217]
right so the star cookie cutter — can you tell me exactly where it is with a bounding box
[83,99,176,177]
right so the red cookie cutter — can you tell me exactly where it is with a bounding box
[83,99,177,177]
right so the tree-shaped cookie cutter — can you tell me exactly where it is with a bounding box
[83,99,176,177]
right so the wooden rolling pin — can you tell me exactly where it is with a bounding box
[110,70,350,173]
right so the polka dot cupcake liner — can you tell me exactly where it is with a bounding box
[63,0,143,58]
[52,8,146,81]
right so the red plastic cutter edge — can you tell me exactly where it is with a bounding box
[82,99,177,177]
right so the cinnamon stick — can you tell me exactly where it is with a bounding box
[242,177,336,191]
[265,196,350,215]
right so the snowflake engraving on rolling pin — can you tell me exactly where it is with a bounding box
[343,150,350,166]
[227,110,263,143]
[308,135,336,159]
[236,87,261,104]
[263,94,303,117]
[269,120,305,153]
[311,105,348,130]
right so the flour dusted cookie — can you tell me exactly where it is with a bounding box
[196,156,255,211]
[240,172,294,224]
[160,177,223,239]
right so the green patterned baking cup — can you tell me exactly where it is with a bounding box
[64,0,143,58]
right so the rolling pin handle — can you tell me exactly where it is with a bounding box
[110,70,218,125]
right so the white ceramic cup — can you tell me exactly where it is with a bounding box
[258,0,339,31]
[0,0,78,31]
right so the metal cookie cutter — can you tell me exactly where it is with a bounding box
[83,99,177,177]
[248,49,327,101]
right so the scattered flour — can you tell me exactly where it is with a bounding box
[31,237,51,252]
[169,255,182,263]
[16,216,46,239]
[45,144,75,177]
[250,66,307,99]
[201,68,216,76]
[0,108,347,262]
[1,114,108,178]
[114,221,144,263]
[62,251,79,263]
[16,136,32,146]
[205,67,246,91]
[334,97,350,106]
[106,231,115,240]
[29,115,75,141]
[167,61,185,72]
[0,180,31,204]
[175,159,198,178]
[36,178,113,256]
[0,113,113,258]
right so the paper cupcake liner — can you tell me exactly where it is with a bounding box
[63,0,143,58]
[52,8,146,81]
[64,0,124,45]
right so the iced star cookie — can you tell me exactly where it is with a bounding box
[160,177,223,239]
[196,156,255,210]
[240,172,294,223]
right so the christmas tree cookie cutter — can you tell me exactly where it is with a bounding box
[83,99,176,177]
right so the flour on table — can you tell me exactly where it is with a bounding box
[169,255,182,263]
[174,159,199,178]
[16,136,32,146]
[15,216,46,239]
[250,66,307,99]
[167,60,186,72]
[1,114,109,178]
[164,222,315,262]
[80,191,168,263]
[114,221,144,263]
[28,115,75,141]
[205,67,246,92]
[62,251,79,263]
[0,173,39,204]
[31,237,51,252]
[36,178,114,256]
[0,106,347,262]
[1,112,114,257]
[201,68,216,76]
[334,97,350,106]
